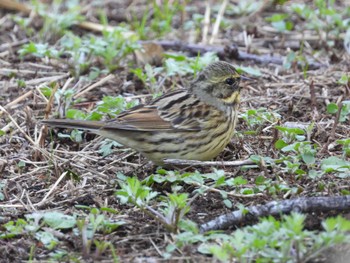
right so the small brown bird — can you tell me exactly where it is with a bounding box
[42,61,246,165]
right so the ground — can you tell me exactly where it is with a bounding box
[1,0,350,262]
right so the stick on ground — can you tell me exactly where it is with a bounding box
[163,159,255,167]
[200,195,350,232]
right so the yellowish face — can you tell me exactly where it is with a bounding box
[221,90,241,104]
[192,61,243,107]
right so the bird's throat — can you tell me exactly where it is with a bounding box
[221,91,241,105]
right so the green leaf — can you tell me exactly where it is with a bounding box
[272,20,287,31]
[301,152,315,165]
[35,231,58,249]
[42,212,76,229]
[338,75,349,85]
[275,126,305,135]
[275,139,288,150]
[40,86,52,98]
[241,188,254,195]
[98,139,122,157]
[327,103,338,114]
[281,143,297,152]
[340,101,350,122]
[237,66,262,76]
[250,155,262,163]
[255,176,266,185]
[163,53,187,61]
[308,170,323,179]
[223,199,233,208]
[66,109,86,120]
[321,156,350,172]
[266,14,288,22]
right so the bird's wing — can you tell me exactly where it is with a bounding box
[104,104,174,131]
[103,90,205,131]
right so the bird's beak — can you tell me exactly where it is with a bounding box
[240,75,252,81]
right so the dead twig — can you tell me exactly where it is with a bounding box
[309,79,319,121]
[35,171,68,208]
[190,181,265,198]
[202,0,211,44]
[200,195,350,232]
[4,90,33,110]
[145,40,326,70]
[0,105,36,146]
[209,0,227,45]
[163,158,255,167]
[74,74,115,99]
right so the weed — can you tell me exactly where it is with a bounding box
[131,0,185,39]
[31,0,84,42]
[266,13,294,32]
[198,213,350,262]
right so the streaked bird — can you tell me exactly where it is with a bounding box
[42,61,246,165]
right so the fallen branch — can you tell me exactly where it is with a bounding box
[200,195,350,233]
[163,159,255,167]
[147,40,326,70]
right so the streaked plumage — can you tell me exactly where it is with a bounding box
[42,61,244,165]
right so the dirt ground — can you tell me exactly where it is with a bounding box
[1,0,350,262]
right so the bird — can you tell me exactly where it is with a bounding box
[42,61,247,165]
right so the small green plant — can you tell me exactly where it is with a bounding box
[227,1,263,16]
[337,138,350,158]
[98,139,123,157]
[291,0,350,46]
[198,213,350,262]
[97,29,140,71]
[283,50,309,75]
[1,211,76,251]
[11,16,34,36]
[89,95,139,120]
[275,125,306,145]
[274,124,320,178]
[321,156,350,178]
[61,208,122,260]
[1,218,28,239]
[131,0,185,39]
[146,168,265,205]
[130,64,163,94]
[59,28,139,76]
[338,74,350,85]
[240,108,281,133]
[116,175,192,233]
[266,13,294,32]
[18,42,60,58]
[327,101,350,122]
[31,0,84,41]
[165,52,219,76]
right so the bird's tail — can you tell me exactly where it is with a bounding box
[41,119,104,131]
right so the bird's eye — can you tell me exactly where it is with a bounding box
[225,78,235,85]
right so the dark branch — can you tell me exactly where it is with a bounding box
[140,40,327,69]
[143,40,326,70]
[200,195,350,233]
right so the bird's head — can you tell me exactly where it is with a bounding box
[191,61,247,108]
